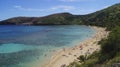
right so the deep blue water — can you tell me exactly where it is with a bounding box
[0,25,95,67]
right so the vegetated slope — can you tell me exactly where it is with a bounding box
[0,17,36,25]
[0,13,80,25]
[33,13,80,25]
[82,3,120,30]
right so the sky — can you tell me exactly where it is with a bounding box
[0,0,120,20]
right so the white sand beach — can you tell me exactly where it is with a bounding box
[43,26,109,67]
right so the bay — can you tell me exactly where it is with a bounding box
[0,25,95,67]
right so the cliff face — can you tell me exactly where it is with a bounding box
[0,3,120,29]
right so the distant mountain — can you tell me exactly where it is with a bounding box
[0,17,37,25]
[0,13,77,25]
[0,3,120,29]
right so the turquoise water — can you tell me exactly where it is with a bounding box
[0,25,95,67]
[0,43,38,53]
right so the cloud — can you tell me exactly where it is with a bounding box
[13,5,75,12]
[14,5,44,11]
[103,5,111,9]
[73,9,97,14]
[50,5,75,11]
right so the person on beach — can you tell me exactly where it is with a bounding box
[61,64,66,67]
[79,45,83,50]
[63,48,66,52]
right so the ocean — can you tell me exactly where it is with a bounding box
[0,25,95,67]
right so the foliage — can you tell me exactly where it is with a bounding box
[99,27,120,63]
[68,52,99,67]
[68,62,80,67]
[77,55,86,62]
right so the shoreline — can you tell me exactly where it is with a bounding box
[42,26,109,67]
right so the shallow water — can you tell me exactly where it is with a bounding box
[0,25,95,67]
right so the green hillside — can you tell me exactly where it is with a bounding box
[82,3,120,30]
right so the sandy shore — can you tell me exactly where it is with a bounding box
[43,26,109,67]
